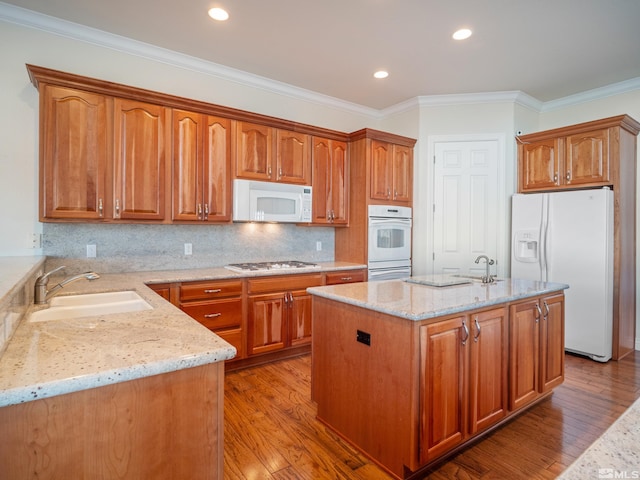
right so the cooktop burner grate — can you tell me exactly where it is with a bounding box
[225,261,320,272]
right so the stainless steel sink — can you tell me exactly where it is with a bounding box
[452,274,502,283]
[30,291,152,322]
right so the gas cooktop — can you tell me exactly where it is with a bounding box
[224,261,321,272]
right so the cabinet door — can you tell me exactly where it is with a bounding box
[40,85,109,220]
[329,140,349,224]
[172,109,202,221]
[419,316,467,463]
[370,140,392,201]
[509,299,541,410]
[248,293,286,355]
[276,130,311,184]
[312,137,332,223]
[236,121,273,181]
[520,138,562,191]
[565,128,609,186]
[540,294,565,392]
[113,98,168,220]
[289,290,313,346]
[391,144,412,204]
[203,115,232,221]
[312,138,348,224]
[468,308,508,434]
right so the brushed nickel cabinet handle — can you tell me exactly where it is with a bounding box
[204,313,222,318]
[474,316,481,342]
[554,172,559,184]
[197,203,202,220]
[340,277,353,281]
[268,166,272,178]
[204,203,209,219]
[461,319,469,345]
[543,301,550,321]
[204,288,222,294]
[98,198,103,217]
[535,303,542,323]
[566,171,571,181]
[115,199,120,217]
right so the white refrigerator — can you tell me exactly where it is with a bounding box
[510,188,613,362]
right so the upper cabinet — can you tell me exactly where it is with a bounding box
[236,122,311,185]
[369,139,413,205]
[311,137,348,225]
[519,124,615,192]
[39,85,110,220]
[113,98,169,221]
[172,110,232,222]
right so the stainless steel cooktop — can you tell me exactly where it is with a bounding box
[224,261,320,272]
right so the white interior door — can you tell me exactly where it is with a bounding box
[432,140,499,276]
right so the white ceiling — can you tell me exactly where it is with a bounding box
[4,0,640,110]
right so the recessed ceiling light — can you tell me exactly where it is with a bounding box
[208,7,229,21]
[373,70,389,79]
[452,28,472,40]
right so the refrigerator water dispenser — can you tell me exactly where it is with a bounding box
[514,230,538,262]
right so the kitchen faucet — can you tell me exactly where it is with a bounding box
[34,266,100,304]
[474,255,495,284]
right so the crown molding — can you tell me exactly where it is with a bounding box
[541,77,640,112]
[0,2,379,119]
[2,2,639,119]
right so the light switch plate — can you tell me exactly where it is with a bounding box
[86,244,97,258]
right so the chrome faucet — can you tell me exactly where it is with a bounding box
[474,255,495,284]
[34,266,100,304]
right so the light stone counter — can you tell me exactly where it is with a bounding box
[0,261,365,408]
[307,274,569,321]
[558,395,640,478]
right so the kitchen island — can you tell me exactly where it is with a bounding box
[308,275,569,480]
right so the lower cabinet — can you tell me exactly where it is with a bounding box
[177,279,245,360]
[419,307,508,463]
[148,268,366,368]
[247,274,323,355]
[509,293,564,410]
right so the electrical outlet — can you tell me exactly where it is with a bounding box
[28,233,42,249]
[316,241,322,251]
[86,244,97,258]
[184,243,192,255]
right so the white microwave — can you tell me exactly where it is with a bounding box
[233,179,312,223]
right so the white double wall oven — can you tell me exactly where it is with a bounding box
[367,205,412,281]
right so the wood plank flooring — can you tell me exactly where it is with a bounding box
[223,352,640,479]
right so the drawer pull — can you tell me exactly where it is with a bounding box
[204,289,222,294]
[204,313,222,318]
[341,277,352,281]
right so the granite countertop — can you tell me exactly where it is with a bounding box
[558,395,640,478]
[307,274,569,321]
[0,260,365,408]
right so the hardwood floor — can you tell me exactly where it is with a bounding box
[223,352,640,479]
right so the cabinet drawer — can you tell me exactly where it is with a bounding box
[325,269,366,285]
[248,274,323,294]
[180,299,242,330]
[215,328,244,360]
[180,280,243,302]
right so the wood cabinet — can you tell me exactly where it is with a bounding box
[509,293,564,410]
[419,307,507,463]
[37,81,170,222]
[312,289,564,479]
[519,130,609,191]
[172,110,232,222]
[178,279,245,360]
[370,140,412,204]
[113,98,169,221]
[312,137,348,224]
[39,85,110,220]
[236,122,311,184]
[247,274,322,355]
[517,115,640,360]
[0,362,224,479]
[336,129,416,265]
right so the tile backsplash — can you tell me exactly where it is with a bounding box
[43,223,335,273]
